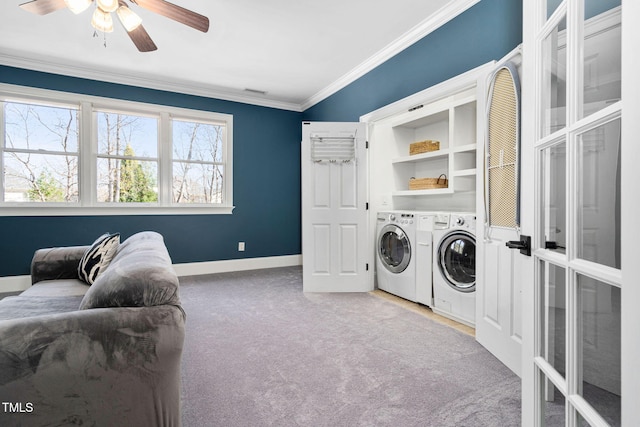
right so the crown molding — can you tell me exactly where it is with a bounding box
[0,50,303,112]
[300,0,481,111]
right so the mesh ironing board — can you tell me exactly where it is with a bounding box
[485,62,521,230]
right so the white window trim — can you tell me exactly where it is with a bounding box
[0,83,234,216]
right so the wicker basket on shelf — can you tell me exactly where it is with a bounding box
[409,174,448,190]
[409,140,440,155]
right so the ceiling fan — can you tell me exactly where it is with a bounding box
[19,0,209,52]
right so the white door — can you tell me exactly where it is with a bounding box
[301,121,370,292]
[520,1,640,425]
[476,49,524,377]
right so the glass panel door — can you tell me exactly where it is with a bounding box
[531,1,623,426]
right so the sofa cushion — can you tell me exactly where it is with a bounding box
[0,295,84,321]
[79,231,181,310]
[78,233,120,285]
[21,279,89,298]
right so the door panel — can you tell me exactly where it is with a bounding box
[339,224,358,274]
[312,224,331,275]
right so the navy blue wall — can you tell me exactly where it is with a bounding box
[303,0,522,122]
[0,67,303,276]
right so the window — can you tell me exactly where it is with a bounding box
[96,110,159,204]
[172,118,225,204]
[4,101,79,203]
[0,84,233,215]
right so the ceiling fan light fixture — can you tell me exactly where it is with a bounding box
[91,8,114,33]
[96,0,119,13]
[116,5,142,32]
[64,0,92,14]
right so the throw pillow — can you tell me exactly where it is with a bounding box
[78,233,120,285]
[79,231,181,310]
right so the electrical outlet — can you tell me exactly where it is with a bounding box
[238,242,245,251]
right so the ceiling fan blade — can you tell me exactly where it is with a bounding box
[126,24,158,52]
[130,0,209,33]
[19,0,67,15]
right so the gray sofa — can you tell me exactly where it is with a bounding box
[0,231,185,427]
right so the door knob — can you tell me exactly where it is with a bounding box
[506,235,531,256]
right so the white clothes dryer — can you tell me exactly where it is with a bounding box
[432,212,477,327]
[376,211,419,302]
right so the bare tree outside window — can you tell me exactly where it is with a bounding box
[172,119,224,204]
[96,111,158,203]
[3,102,79,202]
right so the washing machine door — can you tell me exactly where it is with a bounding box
[438,230,476,292]
[378,224,411,274]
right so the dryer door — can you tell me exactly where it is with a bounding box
[378,224,411,274]
[438,230,476,292]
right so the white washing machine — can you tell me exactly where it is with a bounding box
[432,212,477,327]
[376,211,420,302]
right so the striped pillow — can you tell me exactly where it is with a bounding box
[78,233,120,285]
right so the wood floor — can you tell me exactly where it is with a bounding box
[370,289,475,337]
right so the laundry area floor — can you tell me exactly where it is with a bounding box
[371,289,475,337]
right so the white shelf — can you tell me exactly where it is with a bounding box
[453,168,477,177]
[452,143,477,153]
[393,188,454,196]
[392,149,448,164]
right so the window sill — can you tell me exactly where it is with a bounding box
[0,205,235,216]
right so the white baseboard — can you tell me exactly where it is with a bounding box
[0,275,32,293]
[0,255,302,294]
[172,254,302,277]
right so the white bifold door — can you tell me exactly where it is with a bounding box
[301,122,370,292]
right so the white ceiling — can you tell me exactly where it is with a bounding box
[0,0,477,111]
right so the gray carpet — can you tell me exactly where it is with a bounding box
[179,266,521,427]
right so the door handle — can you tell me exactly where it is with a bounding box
[506,235,531,256]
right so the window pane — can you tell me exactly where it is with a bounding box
[577,119,621,269]
[4,102,79,152]
[97,112,158,157]
[541,16,567,137]
[173,162,223,204]
[540,369,565,426]
[97,158,158,203]
[582,0,621,118]
[4,153,78,202]
[172,120,224,163]
[539,261,566,377]
[577,275,621,426]
[540,141,566,253]
[546,0,562,19]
